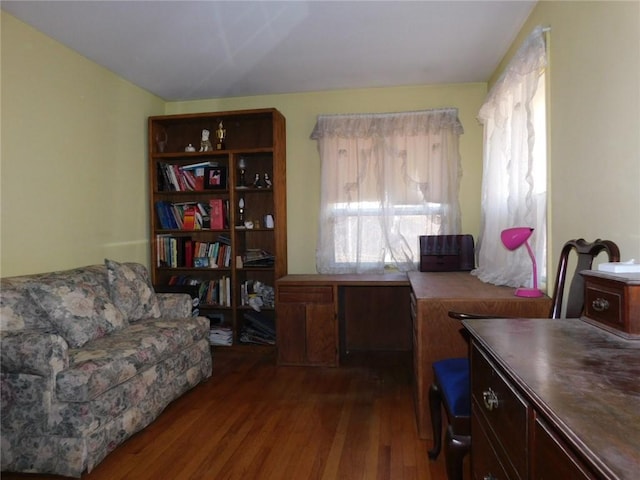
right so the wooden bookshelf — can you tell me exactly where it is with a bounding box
[148,108,287,349]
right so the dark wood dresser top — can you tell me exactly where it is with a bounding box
[463,318,640,479]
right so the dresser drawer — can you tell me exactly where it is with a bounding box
[472,405,511,480]
[584,284,622,328]
[532,417,595,480]
[582,271,640,336]
[471,345,529,479]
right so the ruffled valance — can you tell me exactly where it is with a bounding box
[310,108,464,139]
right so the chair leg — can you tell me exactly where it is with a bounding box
[444,425,471,480]
[427,383,443,460]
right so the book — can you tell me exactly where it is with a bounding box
[180,161,219,170]
[209,199,224,230]
[182,206,197,230]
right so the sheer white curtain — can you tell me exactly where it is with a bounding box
[310,109,463,274]
[473,26,548,288]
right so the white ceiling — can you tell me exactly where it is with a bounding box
[2,1,536,101]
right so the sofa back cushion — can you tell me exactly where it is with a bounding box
[26,266,128,348]
[0,274,53,332]
[105,259,161,322]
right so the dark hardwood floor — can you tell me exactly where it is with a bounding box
[2,349,448,480]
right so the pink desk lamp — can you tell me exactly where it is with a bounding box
[501,227,543,298]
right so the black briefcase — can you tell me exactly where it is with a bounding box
[419,235,475,272]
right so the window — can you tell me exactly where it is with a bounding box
[311,109,464,274]
[473,26,548,288]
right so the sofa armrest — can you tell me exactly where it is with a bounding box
[1,330,69,376]
[156,293,193,318]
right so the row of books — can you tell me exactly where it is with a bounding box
[155,199,228,230]
[158,161,226,192]
[162,275,230,306]
[156,234,232,268]
[200,276,232,307]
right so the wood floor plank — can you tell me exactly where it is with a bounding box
[2,350,448,480]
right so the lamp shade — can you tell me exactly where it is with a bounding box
[501,227,534,250]
[501,227,543,298]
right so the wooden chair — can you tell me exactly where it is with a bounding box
[426,238,620,480]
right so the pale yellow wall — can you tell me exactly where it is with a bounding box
[494,1,640,279]
[1,12,165,276]
[166,84,486,273]
[6,2,636,280]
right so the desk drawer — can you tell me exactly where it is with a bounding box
[277,285,333,304]
[472,344,529,479]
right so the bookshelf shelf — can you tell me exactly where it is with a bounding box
[148,108,287,349]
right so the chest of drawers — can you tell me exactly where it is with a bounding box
[464,318,640,480]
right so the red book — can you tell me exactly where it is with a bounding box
[184,240,194,268]
[209,199,224,230]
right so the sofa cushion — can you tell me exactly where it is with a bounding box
[56,316,209,402]
[0,276,53,332]
[105,259,161,322]
[27,275,127,349]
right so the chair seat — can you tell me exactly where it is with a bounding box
[433,358,470,417]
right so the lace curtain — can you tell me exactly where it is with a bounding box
[473,26,548,288]
[310,109,463,274]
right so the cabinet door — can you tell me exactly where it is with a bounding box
[277,302,307,365]
[306,302,337,366]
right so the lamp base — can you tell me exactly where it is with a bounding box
[515,287,544,298]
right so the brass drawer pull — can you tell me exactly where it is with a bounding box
[592,297,610,312]
[483,388,499,411]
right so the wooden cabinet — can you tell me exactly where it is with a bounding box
[148,108,287,348]
[408,271,551,440]
[276,284,337,366]
[465,318,640,480]
[275,273,409,366]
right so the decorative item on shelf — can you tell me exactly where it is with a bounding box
[264,214,274,229]
[237,157,247,188]
[237,197,245,226]
[215,121,226,150]
[264,173,273,188]
[154,126,168,153]
[204,166,227,190]
[199,129,213,152]
[185,144,196,152]
[252,173,263,188]
[501,226,543,297]
[244,220,254,229]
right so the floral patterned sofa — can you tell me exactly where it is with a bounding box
[0,260,212,477]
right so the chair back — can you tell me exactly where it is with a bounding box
[549,239,620,318]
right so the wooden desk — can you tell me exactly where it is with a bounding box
[465,318,640,479]
[408,271,551,439]
[276,274,410,366]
